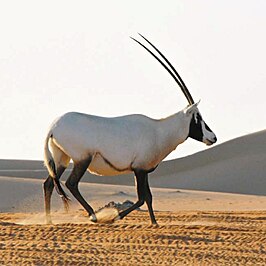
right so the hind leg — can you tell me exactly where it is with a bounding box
[43,141,70,224]
[50,140,71,209]
[43,175,54,224]
[65,157,96,221]
[43,166,66,224]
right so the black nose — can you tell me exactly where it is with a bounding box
[213,136,217,143]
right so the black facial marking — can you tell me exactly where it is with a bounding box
[188,113,204,142]
[204,122,212,132]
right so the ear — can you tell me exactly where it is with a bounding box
[184,100,200,115]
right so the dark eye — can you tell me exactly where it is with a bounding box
[197,113,202,122]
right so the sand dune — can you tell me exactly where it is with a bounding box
[0,129,266,195]
[1,176,266,215]
[152,129,266,195]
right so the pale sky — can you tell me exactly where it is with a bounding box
[0,0,265,161]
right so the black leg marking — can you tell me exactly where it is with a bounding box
[118,170,147,220]
[43,175,54,224]
[43,166,66,224]
[145,177,157,225]
[118,170,157,224]
[65,157,95,218]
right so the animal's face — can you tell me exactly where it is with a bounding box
[185,104,217,145]
[131,34,217,146]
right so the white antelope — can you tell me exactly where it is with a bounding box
[43,34,217,225]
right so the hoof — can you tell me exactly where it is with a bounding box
[92,208,120,223]
[89,214,97,223]
[149,222,159,228]
[113,215,121,222]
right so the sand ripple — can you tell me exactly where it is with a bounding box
[0,210,265,265]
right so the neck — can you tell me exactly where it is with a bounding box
[155,111,190,160]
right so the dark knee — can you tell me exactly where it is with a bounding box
[65,179,77,191]
[57,165,66,176]
[43,177,54,191]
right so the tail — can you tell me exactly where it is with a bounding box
[44,131,70,206]
[44,131,57,177]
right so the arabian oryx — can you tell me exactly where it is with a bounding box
[43,34,217,225]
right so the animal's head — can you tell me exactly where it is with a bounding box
[131,33,217,146]
[185,103,217,145]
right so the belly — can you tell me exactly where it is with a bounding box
[88,154,132,176]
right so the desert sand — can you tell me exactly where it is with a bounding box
[1,210,266,265]
[0,130,266,265]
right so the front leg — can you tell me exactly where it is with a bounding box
[118,170,157,224]
[144,176,157,225]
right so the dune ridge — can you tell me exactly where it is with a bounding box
[0,130,266,195]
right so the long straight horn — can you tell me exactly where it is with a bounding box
[131,34,194,105]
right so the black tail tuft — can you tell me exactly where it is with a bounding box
[53,177,70,204]
[48,159,57,177]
